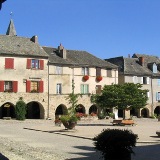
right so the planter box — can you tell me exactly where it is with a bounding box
[112,119,135,126]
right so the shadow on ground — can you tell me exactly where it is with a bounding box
[0,153,9,160]
[66,146,101,160]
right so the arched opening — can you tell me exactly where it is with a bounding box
[55,104,67,119]
[154,106,160,116]
[141,108,149,118]
[130,108,138,117]
[76,104,85,113]
[26,101,44,119]
[0,102,15,119]
[118,109,123,118]
[89,105,98,114]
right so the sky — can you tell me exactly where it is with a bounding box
[0,0,160,59]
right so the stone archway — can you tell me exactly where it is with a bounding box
[118,109,123,118]
[89,105,98,114]
[76,104,85,113]
[141,108,149,118]
[55,104,67,119]
[26,101,44,119]
[130,108,138,117]
[154,106,160,116]
[0,102,15,119]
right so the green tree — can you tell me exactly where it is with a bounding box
[91,83,148,119]
[15,97,27,120]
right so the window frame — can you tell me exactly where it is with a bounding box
[56,83,62,94]
[81,84,89,94]
[82,67,89,75]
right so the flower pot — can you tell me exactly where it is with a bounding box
[96,76,102,82]
[83,75,89,81]
[62,121,76,130]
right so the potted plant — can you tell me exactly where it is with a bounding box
[54,118,61,127]
[83,75,89,81]
[60,81,80,130]
[96,76,102,82]
[93,129,138,160]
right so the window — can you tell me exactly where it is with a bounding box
[26,59,44,70]
[26,80,43,93]
[56,83,62,94]
[81,84,89,94]
[133,76,138,84]
[55,66,62,74]
[107,70,112,77]
[147,91,150,98]
[156,92,160,101]
[82,67,89,75]
[0,81,18,92]
[96,67,101,76]
[143,77,149,84]
[153,63,157,73]
[5,58,14,69]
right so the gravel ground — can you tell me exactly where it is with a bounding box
[0,118,160,160]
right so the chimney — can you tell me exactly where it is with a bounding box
[58,43,66,59]
[139,57,144,66]
[30,35,38,43]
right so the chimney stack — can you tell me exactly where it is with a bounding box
[139,57,144,66]
[58,43,66,59]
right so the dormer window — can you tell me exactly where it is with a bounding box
[152,63,157,73]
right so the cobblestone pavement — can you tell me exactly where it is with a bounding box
[0,118,160,160]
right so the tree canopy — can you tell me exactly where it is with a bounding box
[91,83,148,110]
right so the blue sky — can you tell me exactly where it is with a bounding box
[0,0,160,59]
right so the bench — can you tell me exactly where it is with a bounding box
[112,119,135,126]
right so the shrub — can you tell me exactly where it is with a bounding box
[15,97,27,120]
[93,129,138,160]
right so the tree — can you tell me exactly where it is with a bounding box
[15,97,27,120]
[91,83,148,118]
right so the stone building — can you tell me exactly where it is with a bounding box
[106,54,160,118]
[43,44,118,119]
[0,19,118,119]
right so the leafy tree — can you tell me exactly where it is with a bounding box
[15,97,27,120]
[91,83,148,118]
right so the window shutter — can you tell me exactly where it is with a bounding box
[147,77,149,84]
[96,67,101,76]
[26,59,31,69]
[26,80,31,92]
[39,80,43,93]
[39,60,44,70]
[13,81,18,92]
[81,85,84,94]
[0,81,4,92]
[5,58,14,69]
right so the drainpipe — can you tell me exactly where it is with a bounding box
[47,62,50,119]
[151,76,154,116]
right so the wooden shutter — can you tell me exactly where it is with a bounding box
[26,59,31,69]
[96,85,101,94]
[26,80,31,92]
[39,60,44,70]
[5,58,14,69]
[39,80,43,93]
[96,67,101,76]
[13,81,18,92]
[0,81,4,92]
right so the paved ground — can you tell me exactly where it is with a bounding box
[0,118,160,160]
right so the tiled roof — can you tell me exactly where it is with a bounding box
[0,35,48,58]
[106,55,160,76]
[43,46,118,69]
